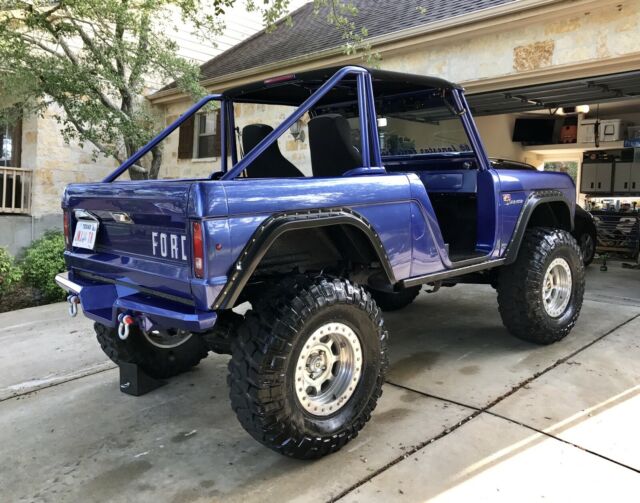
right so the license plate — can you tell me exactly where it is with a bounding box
[72,220,99,250]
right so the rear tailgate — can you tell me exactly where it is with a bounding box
[63,181,196,305]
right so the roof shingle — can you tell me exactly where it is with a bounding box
[162,0,518,91]
[160,0,517,93]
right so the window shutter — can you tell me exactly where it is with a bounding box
[11,116,22,167]
[212,111,222,157]
[178,115,195,159]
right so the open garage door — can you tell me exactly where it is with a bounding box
[466,70,640,263]
[466,70,640,116]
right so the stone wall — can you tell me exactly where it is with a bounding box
[23,106,116,218]
[380,1,639,85]
[0,106,116,254]
[3,0,639,255]
[155,1,640,171]
[0,214,61,256]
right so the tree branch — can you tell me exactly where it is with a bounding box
[129,12,150,87]
[58,101,124,164]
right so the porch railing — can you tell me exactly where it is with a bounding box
[0,167,32,214]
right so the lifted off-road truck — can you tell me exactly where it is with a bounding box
[56,66,585,459]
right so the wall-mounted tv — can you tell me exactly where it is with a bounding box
[512,118,556,144]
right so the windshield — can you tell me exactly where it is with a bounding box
[377,91,472,157]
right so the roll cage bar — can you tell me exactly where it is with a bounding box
[103,66,489,182]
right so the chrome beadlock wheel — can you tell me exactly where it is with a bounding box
[542,257,573,318]
[294,322,362,416]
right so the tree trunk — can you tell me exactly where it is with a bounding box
[124,140,148,180]
[149,146,163,180]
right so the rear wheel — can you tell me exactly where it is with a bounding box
[369,286,421,311]
[95,323,209,379]
[497,228,584,345]
[228,275,387,459]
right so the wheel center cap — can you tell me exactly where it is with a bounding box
[295,323,363,417]
[307,351,327,377]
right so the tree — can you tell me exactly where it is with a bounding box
[0,1,372,179]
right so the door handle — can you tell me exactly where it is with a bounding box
[624,182,628,189]
[597,182,601,189]
[633,182,637,189]
[590,182,594,189]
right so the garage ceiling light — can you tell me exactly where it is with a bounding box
[558,105,590,115]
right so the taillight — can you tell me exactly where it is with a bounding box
[192,221,204,279]
[63,210,71,249]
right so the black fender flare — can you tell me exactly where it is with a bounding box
[503,190,574,265]
[212,207,397,309]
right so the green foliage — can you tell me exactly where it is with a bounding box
[0,0,294,179]
[314,0,380,66]
[0,247,22,297]
[0,1,373,179]
[21,231,67,302]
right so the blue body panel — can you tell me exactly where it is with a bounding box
[60,66,577,332]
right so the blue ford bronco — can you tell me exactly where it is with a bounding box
[56,66,585,459]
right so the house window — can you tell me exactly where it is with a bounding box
[177,110,221,160]
[0,117,22,167]
[195,111,221,158]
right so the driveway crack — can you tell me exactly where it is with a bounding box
[330,312,640,501]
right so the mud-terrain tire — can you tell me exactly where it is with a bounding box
[577,228,597,266]
[497,227,585,345]
[370,286,421,311]
[228,276,388,459]
[95,323,209,379]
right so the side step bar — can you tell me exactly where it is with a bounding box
[401,259,506,288]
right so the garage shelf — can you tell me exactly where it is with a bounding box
[523,141,625,155]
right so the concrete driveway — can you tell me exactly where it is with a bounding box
[1,263,639,502]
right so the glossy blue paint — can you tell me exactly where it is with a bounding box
[454,89,500,254]
[60,66,577,333]
[226,100,238,167]
[364,73,383,167]
[406,174,455,272]
[65,270,216,331]
[357,72,371,168]
[497,190,526,256]
[215,176,418,280]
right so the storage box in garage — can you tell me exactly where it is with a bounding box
[628,125,640,140]
[578,118,632,143]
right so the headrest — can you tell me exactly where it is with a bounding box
[242,124,273,153]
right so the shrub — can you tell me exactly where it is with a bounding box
[21,231,67,302]
[0,247,22,297]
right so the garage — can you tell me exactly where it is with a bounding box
[468,69,640,264]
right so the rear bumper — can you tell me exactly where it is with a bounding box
[55,272,83,294]
[55,271,217,332]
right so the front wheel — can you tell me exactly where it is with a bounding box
[497,228,585,345]
[228,276,388,459]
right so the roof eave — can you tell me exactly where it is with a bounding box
[148,0,608,104]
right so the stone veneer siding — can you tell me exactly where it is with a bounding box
[2,0,639,252]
